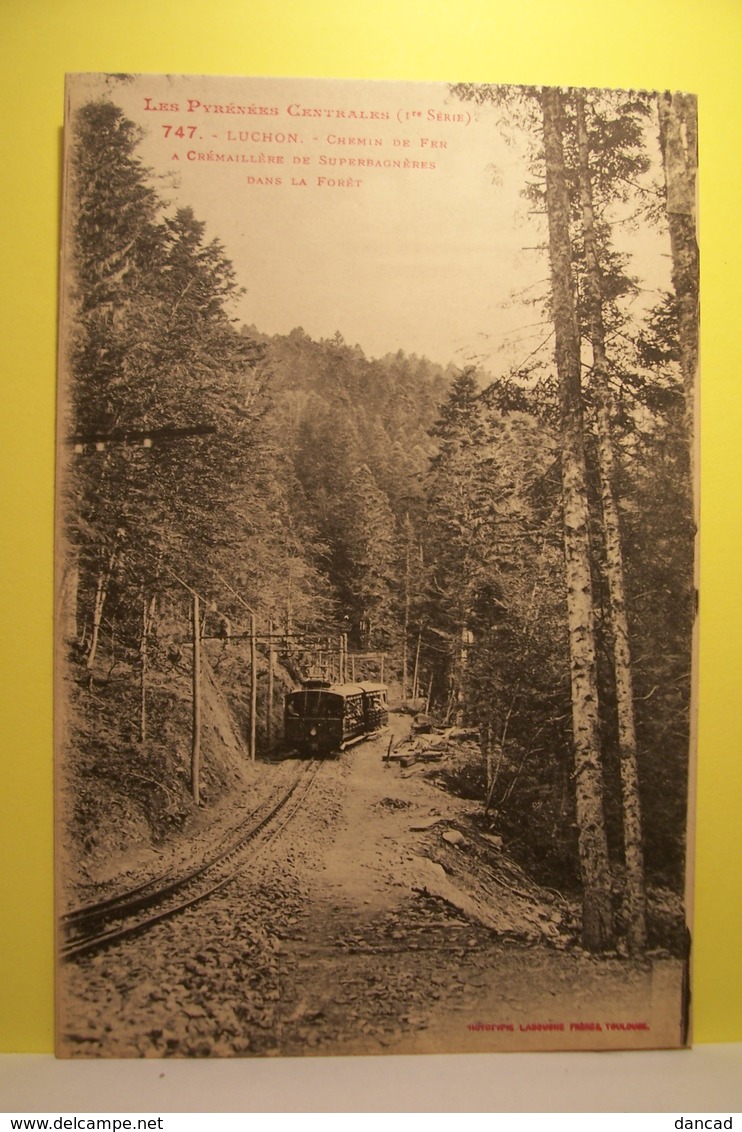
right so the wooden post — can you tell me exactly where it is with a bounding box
[484,721,493,795]
[380,654,385,684]
[59,552,80,644]
[139,592,148,745]
[412,627,422,701]
[249,612,257,761]
[267,617,274,747]
[402,538,410,700]
[351,654,356,682]
[192,593,201,805]
[86,556,113,671]
[425,672,433,715]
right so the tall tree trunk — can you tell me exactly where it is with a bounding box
[541,86,615,951]
[85,549,117,670]
[575,93,647,953]
[658,91,699,446]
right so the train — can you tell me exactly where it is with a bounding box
[284,678,389,756]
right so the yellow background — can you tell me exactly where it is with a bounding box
[1,0,740,1052]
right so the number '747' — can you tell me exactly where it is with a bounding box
[162,125,198,139]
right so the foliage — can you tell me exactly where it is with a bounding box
[442,84,695,910]
[61,92,695,915]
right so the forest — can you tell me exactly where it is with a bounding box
[57,85,697,956]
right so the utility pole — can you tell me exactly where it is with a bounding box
[267,617,274,747]
[340,632,347,683]
[412,627,422,701]
[249,612,257,761]
[192,593,201,804]
[139,592,148,745]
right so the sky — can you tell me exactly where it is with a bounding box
[64,73,672,374]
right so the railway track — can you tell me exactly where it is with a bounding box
[60,757,323,961]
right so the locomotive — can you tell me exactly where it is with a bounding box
[284,678,389,756]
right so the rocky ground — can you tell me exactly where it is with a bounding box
[58,715,686,1058]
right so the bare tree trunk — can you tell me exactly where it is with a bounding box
[85,550,117,670]
[541,86,614,951]
[575,93,647,953]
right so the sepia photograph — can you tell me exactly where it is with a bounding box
[54,73,698,1058]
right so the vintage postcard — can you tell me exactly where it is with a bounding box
[55,73,698,1056]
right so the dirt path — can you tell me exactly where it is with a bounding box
[59,717,685,1058]
[260,726,685,1055]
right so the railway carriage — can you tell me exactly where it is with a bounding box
[284,678,388,756]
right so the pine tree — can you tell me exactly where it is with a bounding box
[63,101,269,657]
[341,464,398,650]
